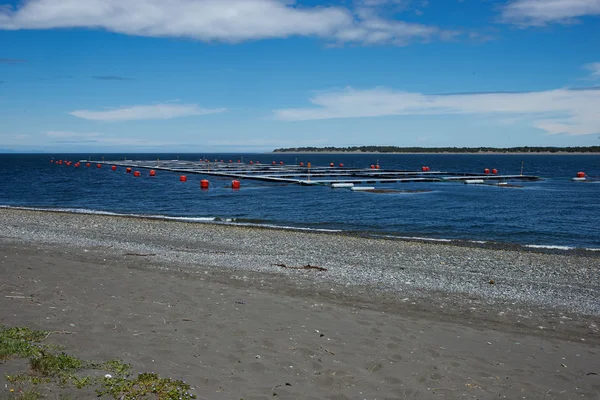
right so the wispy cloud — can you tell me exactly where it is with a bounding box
[585,62,600,79]
[273,86,600,136]
[45,131,176,147]
[92,75,133,81]
[0,0,458,46]
[46,131,102,138]
[500,0,600,26]
[69,103,226,122]
[0,58,26,64]
[208,138,329,147]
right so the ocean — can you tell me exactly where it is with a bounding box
[1,153,599,250]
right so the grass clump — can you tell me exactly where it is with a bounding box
[6,375,51,385]
[102,359,132,378]
[30,351,83,376]
[2,326,196,399]
[0,326,48,360]
[97,372,196,400]
[7,386,42,400]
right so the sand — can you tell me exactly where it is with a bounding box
[1,208,599,399]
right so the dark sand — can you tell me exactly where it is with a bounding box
[1,211,599,399]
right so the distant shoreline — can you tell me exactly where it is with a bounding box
[271,151,600,155]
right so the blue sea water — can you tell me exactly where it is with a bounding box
[1,153,599,249]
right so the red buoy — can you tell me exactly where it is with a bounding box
[339,163,344,167]
[375,165,380,169]
[180,175,187,182]
[280,161,284,165]
[484,168,490,174]
[421,166,428,172]
[133,171,141,177]
[85,163,90,167]
[231,180,240,189]
[111,165,117,171]
[249,161,254,164]
[272,161,276,165]
[256,161,260,164]
[577,171,585,178]
[330,162,334,167]
[149,170,156,177]
[200,179,209,189]
[237,160,241,163]
[492,169,498,174]
[126,167,132,173]
[370,165,375,169]
[97,164,102,168]
[300,162,304,166]
[229,160,232,163]
[74,162,80,167]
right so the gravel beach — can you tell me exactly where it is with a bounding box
[1,208,599,399]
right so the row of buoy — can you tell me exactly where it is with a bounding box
[421,166,430,171]
[370,165,380,169]
[56,161,242,189]
[484,168,499,174]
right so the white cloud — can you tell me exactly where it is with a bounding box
[69,103,226,122]
[585,62,600,78]
[500,0,600,26]
[46,131,102,138]
[273,86,600,136]
[0,0,455,46]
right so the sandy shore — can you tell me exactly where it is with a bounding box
[1,208,599,399]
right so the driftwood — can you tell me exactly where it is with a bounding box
[272,263,327,272]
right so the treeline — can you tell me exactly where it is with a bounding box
[273,146,600,153]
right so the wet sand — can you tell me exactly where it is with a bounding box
[1,209,599,399]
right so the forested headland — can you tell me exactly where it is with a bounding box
[273,146,600,153]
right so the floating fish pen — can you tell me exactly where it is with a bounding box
[86,159,541,187]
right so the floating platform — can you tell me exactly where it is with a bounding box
[90,160,540,186]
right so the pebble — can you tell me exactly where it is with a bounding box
[1,208,599,318]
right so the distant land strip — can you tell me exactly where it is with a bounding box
[273,146,600,154]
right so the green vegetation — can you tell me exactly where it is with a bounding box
[97,372,195,400]
[1,325,196,400]
[273,145,600,153]
[7,387,42,400]
[30,351,83,376]
[0,326,49,360]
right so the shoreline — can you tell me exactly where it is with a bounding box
[2,207,600,398]
[2,207,599,322]
[271,151,600,155]
[2,205,599,254]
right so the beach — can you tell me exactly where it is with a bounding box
[1,208,599,399]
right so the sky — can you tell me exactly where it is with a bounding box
[1,0,600,153]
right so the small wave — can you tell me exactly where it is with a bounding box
[0,205,218,222]
[1,205,597,250]
[0,205,340,233]
[226,221,342,233]
[525,244,575,251]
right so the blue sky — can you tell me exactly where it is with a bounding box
[1,0,600,152]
